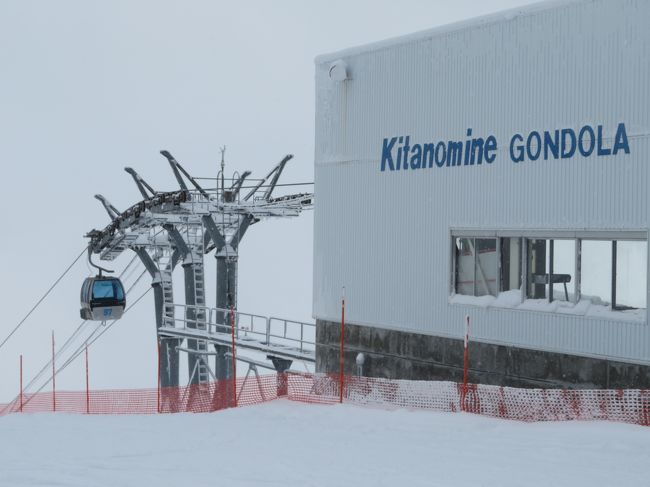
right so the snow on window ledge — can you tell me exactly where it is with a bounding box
[449,289,647,324]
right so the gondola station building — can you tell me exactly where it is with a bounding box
[312,0,650,388]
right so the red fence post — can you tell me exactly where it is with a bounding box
[52,331,56,413]
[157,340,161,414]
[339,288,346,404]
[230,306,237,408]
[85,345,90,414]
[462,315,470,412]
[19,354,23,413]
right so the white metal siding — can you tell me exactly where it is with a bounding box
[313,0,650,364]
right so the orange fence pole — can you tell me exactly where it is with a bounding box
[157,340,161,413]
[85,345,90,414]
[339,288,345,404]
[462,315,470,411]
[230,306,237,408]
[52,331,56,412]
[19,354,23,413]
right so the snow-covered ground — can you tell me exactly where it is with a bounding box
[1,401,648,487]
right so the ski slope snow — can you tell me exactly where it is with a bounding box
[1,400,648,487]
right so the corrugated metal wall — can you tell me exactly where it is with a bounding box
[313,0,650,364]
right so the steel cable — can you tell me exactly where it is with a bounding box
[58,284,151,373]
[14,258,142,396]
[4,227,166,412]
[15,282,152,410]
[1,265,148,413]
[0,246,87,351]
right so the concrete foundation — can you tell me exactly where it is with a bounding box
[316,319,650,389]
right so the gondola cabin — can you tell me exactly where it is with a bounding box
[80,276,126,321]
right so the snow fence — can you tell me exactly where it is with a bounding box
[288,374,650,426]
[1,373,649,426]
[0,374,280,415]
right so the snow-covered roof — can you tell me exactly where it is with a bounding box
[315,0,586,64]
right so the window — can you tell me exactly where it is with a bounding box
[93,280,116,299]
[114,280,125,301]
[613,240,647,309]
[580,240,647,309]
[581,240,612,306]
[92,280,125,301]
[451,231,647,317]
[500,237,521,292]
[526,239,575,302]
[454,237,497,296]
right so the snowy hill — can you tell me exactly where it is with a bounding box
[1,401,648,487]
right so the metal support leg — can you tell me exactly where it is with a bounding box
[212,344,232,409]
[215,255,237,383]
[216,256,238,312]
[268,355,293,397]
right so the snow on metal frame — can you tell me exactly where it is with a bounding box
[313,0,650,364]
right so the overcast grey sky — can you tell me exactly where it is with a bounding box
[0,0,536,400]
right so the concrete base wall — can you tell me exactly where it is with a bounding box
[316,319,650,389]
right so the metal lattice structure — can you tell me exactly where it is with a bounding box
[86,150,313,396]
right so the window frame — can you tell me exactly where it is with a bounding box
[453,237,498,297]
[525,237,577,303]
[450,228,649,319]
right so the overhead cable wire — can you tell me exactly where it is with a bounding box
[118,255,143,289]
[0,246,87,352]
[0,320,91,417]
[117,254,139,281]
[27,267,147,393]
[3,268,150,413]
[2,261,142,398]
[12,260,143,397]
[19,282,151,409]
[58,285,151,374]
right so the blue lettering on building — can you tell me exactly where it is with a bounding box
[380,123,630,171]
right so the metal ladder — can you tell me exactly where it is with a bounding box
[193,265,210,384]
[188,224,210,385]
[158,253,175,328]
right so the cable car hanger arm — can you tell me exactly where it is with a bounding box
[87,246,114,276]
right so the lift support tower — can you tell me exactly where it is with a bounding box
[86,150,312,400]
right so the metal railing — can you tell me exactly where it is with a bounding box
[161,303,316,356]
[268,317,314,353]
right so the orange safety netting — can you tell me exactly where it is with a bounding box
[2,373,649,426]
[0,374,281,415]
[286,374,650,426]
